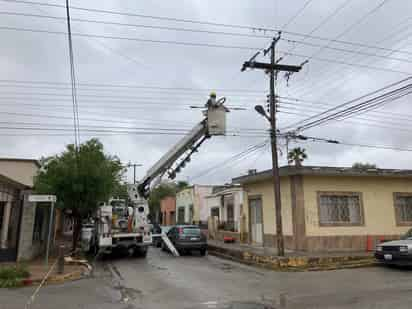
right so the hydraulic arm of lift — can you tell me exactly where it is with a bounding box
[136,96,228,199]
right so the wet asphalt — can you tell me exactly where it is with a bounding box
[2,247,412,309]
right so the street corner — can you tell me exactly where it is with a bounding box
[25,258,93,287]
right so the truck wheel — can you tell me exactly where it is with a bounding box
[133,247,148,258]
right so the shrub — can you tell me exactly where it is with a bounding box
[0,265,30,288]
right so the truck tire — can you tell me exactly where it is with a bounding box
[133,246,148,258]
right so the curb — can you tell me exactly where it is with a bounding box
[27,259,92,286]
[208,244,377,271]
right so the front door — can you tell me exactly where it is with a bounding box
[249,197,263,245]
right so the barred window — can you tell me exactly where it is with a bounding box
[318,192,363,226]
[394,193,412,225]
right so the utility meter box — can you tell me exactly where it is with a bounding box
[207,105,228,136]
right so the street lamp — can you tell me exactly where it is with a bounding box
[254,105,271,122]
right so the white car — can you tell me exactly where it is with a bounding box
[375,229,412,266]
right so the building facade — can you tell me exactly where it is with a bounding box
[160,196,176,226]
[233,166,412,252]
[205,185,244,232]
[0,159,49,262]
[175,185,214,225]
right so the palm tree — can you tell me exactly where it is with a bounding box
[288,147,307,167]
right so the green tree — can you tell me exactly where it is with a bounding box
[287,147,307,167]
[34,138,124,250]
[352,162,377,169]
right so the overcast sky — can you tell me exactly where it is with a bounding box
[0,0,412,185]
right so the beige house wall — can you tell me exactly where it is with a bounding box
[242,177,293,236]
[303,175,412,237]
[0,160,38,187]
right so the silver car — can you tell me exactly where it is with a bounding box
[375,229,412,265]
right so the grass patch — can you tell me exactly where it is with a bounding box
[0,264,30,288]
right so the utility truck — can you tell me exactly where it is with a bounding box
[81,94,228,257]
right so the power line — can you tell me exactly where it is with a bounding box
[278,98,412,125]
[3,10,412,65]
[281,0,314,30]
[305,0,390,62]
[0,79,265,93]
[0,11,272,39]
[3,0,411,57]
[288,16,412,99]
[189,140,269,181]
[1,26,410,75]
[282,38,412,64]
[296,85,412,131]
[284,77,412,130]
[65,0,80,147]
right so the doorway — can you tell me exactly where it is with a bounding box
[249,197,263,245]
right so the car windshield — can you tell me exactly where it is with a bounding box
[182,227,201,235]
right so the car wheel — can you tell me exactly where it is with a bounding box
[200,249,207,256]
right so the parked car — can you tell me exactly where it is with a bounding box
[375,228,412,266]
[162,225,207,256]
[152,225,173,248]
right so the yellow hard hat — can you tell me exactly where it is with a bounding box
[210,92,217,98]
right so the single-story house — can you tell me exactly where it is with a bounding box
[205,185,248,242]
[160,196,176,226]
[233,166,412,252]
[175,185,214,225]
[0,158,52,261]
[205,185,245,232]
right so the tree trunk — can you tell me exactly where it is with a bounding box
[72,216,82,254]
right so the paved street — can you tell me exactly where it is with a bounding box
[2,247,412,309]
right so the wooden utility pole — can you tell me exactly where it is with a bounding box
[268,38,285,256]
[242,34,302,256]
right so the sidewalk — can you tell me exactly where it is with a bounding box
[207,239,375,271]
[0,257,90,286]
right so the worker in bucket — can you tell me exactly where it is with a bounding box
[206,92,218,107]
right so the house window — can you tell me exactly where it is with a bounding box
[211,207,219,219]
[394,193,412,225]
[189,204,194,223]
[317,192,363,226]
[177,207,185,224]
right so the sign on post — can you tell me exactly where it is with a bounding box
[28,195,57,203]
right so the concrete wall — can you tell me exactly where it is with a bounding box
[17,192,44,261]
[0,160,38,187]
[205,195,220,218]
[303,175,412,237]
[243,177,294,237]
[160,196,176,226]
[176,187,194,223]
[194,185,214,223]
